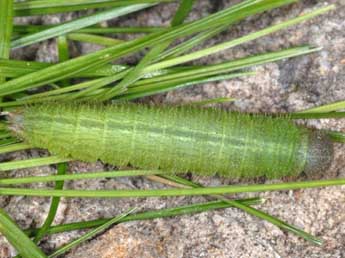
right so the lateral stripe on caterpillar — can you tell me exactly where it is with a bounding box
[8,103,333,178]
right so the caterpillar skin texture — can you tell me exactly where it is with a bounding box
[9,104,333,179]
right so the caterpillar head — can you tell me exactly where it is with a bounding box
[304,131,334,178]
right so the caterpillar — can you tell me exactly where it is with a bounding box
[7,103,333,179]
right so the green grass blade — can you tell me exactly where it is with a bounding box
[0,0,295,97]
[14,0,173,16]
[0,138,18,147]
[159,25,228,60]
[0,0,13,84]
[146,175,195,188]
[0,123,7,131]
[57,36,70,86]
[46,46,318,101]
[125,46,317,87]
[290,111,345,119]
[21,72,127,101]
[98,0,298,100]
[159,175,200,188]
[33,163,67,243]
[326,130,345,143]
[0,46,318,106]
[0,143,31,154]
[11,4,154,49]
[1,44,310,106]
[78,26,164,34]
[0,156,71,171]
[115,46,317,100]
[171,0,195,26]
[0,132,12,139]
[117,72,252,101]
[140,46,318,84]
[25,198,262,237]
[147,5,335,71]
[297,100,345,113]
[0,59,127,78]
[228,199,322,245]
[0,59,51,78]
[67,33,123,46]
[160,175,321,245]
[13,25,164,35]
[99,0,195,100]
[2,178,345,198]
[0,208,47,258]
[48,208,136,258]
[57,36,69,63]
[186,97,236,106]
[0,170,163,185]
[99,44,166,99]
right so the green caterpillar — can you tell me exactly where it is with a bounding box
[8,103,333,178]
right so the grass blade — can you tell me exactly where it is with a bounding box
[0,46,317,107]
[67,33,123,46]
[0,208,47,258]
[171,0,195,26]
[158,25,228,60]
[115,46,317,100]
[0,143,31,154]
[290,111,345,119]
[326,130,345,143]
[0,170,163,185]
[147,5,335,71]
[13,25,164,35]
[33,163,68,243]
[99,0,196,100]
[0,0,13,84]
[1,178,345,198]
[57,36,69,63]
[0,0,296,97]
[0,156,71,171]
[25,198,262,237]
[117,72,252,101]
[0,132,12,139]
[14,0,173,16]
[297,100,345,113]
[0,138,18,147]
[11,4,155,49]
[48,208,137,258]
[57,36,70,86]
[186,97,236,106]
[159,175,321,245]
[229,200,322,245]
[0,59,127,78]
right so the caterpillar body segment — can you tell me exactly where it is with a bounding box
[8,104,333,178]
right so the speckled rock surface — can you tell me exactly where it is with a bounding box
[1,1,345,258]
